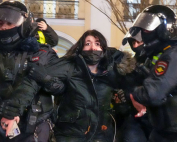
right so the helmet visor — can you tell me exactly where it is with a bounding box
[132,12,161,31]
[0,8,25,27]
[122,28,142,45]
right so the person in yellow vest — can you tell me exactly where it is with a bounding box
[35,18,59,47]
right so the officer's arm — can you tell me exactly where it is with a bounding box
[28,60,66,96]
[113,50,137,101]
[0,77,40,120]
[28,64,66,95]
[13,77,40,102]
[11,77,40,110]
[132,50,177,106]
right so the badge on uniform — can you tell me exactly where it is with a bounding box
[155,61,168,76]
[32,57,39,62]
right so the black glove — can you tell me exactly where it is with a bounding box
[136,63,150,77]
[117,89,126,103]
[28,63,51,84]
[0,100,24,120]
[44,77,65,95]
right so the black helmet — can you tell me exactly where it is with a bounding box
[0,1,36,51]
[123,5,177,55]
[132,5,177,41]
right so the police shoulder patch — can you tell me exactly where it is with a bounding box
[155,61,168,76]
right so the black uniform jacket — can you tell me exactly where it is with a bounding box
[1,44,59,123]
[132,45,177,131]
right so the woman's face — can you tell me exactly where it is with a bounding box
[83,35,103,51]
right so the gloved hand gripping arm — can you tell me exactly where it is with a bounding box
[28,63,65,95]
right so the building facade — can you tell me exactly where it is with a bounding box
[4,0,177,56]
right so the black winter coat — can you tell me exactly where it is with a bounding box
[42,51,135,142]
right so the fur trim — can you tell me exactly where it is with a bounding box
[116,52,136,75]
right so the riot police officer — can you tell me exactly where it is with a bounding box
[126,5,177,142]
[115,28,155,142]
[0,1,59,142]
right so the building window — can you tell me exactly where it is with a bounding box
[53,36,73,57]
[124,0,141,21]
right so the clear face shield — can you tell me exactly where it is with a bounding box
[122,12,162,45]
[132,12,162,31]
[0,7,25,27]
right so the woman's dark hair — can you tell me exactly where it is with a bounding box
[64,29,108,58]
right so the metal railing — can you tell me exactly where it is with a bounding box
[22,0,79,19]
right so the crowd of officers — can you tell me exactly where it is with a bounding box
[0,1,177,142]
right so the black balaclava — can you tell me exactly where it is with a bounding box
[0,27,21,52]
[131,44,144,55]
[141,29,157,45]
[0,27,39,52]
